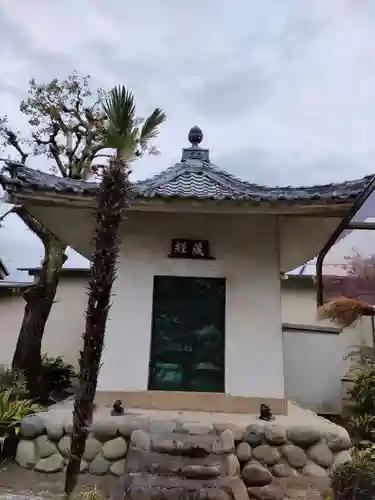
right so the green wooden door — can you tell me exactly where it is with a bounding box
[148,276,226,393]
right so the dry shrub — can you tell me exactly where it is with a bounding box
[317,297,374,327]
[74,486,107,500]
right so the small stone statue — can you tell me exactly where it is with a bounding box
[111,399,125,416]
[259,403,275,421]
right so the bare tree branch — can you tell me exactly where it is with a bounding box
[1,127,29,164]
[32,122,67,177]
[0,206,16,226]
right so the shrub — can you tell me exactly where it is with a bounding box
[346,362,375,442]
[331,461,375,500]
[0,365,27,393]
[348,363,375,414]
[41,354,76,395]
[0,390,40,433]
[0,390,41,458]
[350,444,375,464]
[347,414,375,442]
[0,355,76,401]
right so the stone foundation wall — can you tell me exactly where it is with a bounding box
[15,414,352,481]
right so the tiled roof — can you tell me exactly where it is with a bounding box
[133,161,372,202]
[0,126,373,203]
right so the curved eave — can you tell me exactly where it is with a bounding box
[0,163,372,216]
[2,185,358,217]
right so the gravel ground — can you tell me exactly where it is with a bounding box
[0,463,331,499]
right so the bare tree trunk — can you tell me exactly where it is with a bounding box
[64,159,127,498]
[12,207,67,403]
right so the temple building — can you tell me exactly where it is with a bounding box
[0,126,371,415]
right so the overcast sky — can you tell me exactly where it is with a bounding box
[1,0,375,279]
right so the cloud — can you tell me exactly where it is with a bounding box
[1,0,375,272]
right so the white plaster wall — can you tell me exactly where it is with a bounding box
[27,203,341,272]
[1,260,371,409]
[0,276,87,369]
[281,284,374,375]
[98,212,285,399]
[0,294,25,368]
[41,276,87,366]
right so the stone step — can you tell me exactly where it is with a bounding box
[125,448,240,478]
[111,473,249,500]
[131,430,235,456]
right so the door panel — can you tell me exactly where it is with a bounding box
[148,276,226,392]
[283,328,343,414]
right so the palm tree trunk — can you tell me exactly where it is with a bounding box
[64,158,127,498]
[12,207,67,403]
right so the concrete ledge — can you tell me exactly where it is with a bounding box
[94,391,288,415]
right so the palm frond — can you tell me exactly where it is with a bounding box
[98,85,166,162]
[102,85,136,133]
[100,86,138,157]
[139,108,166,151]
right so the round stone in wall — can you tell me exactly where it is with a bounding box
[34,453,64,473]
[89,454,110,475]
[215,423,245,441]
[118,417,149,437]
[264,424,287,445]
[57,435,71,457]
[219,429,235,453]
[307,442,333,468]
[247,483,285,500]
[273,462,298,478]
[110,459,126,476]
[302,461,328,477]
[236,442,252,462]
[286,426,321,448]
[280,444,307,469]
[252,445,280,466]
[102,436,128,461]
[91,421,119,441]
[83,436,103,461]
[131,429,151,450]
[45,421,64,441]
[226,454,241,476]
[244,424,264,447]
[242,461,273,487]
[324,428,352,452]
[35,435,57,458]
[15,439,37,469]
[20,416,45,439]
[331,450,352,471]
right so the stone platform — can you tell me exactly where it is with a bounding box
[14,400,352,497]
